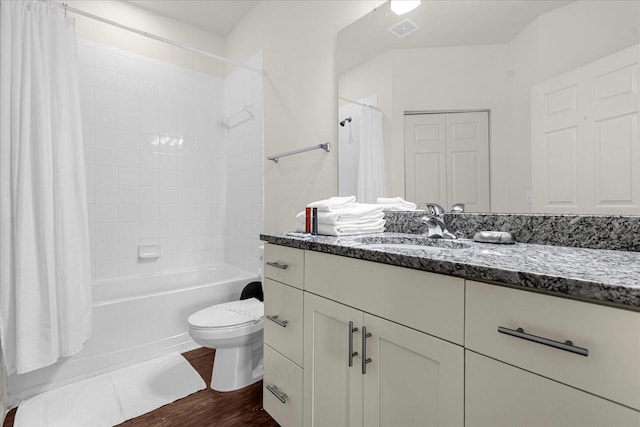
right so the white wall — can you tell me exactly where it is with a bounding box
[67,0,225,76]
[224,53,265,273]
[534,0,640,83]
[226,0,385,232]
[79,40,225,280]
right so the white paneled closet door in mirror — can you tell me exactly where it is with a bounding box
[404,111,490,212]
[531,44,639,215]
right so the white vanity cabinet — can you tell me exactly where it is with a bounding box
[465,280,640,426]
[263,243,640,426]
[303,251,465,427]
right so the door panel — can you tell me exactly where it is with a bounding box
[446,112,490,212]
[303,292,363,427]
[363,313,464,427]
[405,114,446,204]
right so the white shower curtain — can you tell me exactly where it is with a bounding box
[0,0,92,374]
[357,104,387,203]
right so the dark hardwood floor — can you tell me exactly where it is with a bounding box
[3,348,279,427]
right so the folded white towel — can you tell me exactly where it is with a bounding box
[296,219,385,236]
[307,195,356,211]
[376,197,417,211]
[321,221,386,236]
[296,203,384,225]
[296,211,384,226]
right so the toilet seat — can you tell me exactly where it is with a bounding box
[188,298,264,340]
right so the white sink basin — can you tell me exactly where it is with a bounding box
[362,243,468,251]
[350,235,471,251]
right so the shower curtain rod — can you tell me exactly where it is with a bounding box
[338,96,381,112]
[44,0,266,76]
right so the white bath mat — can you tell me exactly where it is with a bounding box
[14,353,206,427]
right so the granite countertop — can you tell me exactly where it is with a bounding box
[260,232,640,310]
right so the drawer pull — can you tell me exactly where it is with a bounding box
[348,321,359,367]
[266,384,288,403]
[498,326,589,357]
[266,314,288,328]
[266,261,288,270]
[361,326,373,374]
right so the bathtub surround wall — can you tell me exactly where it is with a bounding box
[79,40,225,280]
[384,212,640,252]
[224,53,265,273]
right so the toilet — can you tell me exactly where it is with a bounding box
[187,283,264,392]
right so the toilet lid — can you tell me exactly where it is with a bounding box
[188,298,264,329]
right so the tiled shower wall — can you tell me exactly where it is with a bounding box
[224,54,264,274]
[78,40,226,280]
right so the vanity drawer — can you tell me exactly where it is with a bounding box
[465,280,640,410]
[264,278,304,367]
[305,251,465,344]
[466,351,640,427]
[263,344,303,427]
[264,244,304,289]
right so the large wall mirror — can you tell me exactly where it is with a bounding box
[337,0,640,214]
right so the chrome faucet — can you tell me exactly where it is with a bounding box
[419,203,457,239]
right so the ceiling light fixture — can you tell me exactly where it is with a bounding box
[390,0,421,16]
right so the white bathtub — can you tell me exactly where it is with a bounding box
[7,265,258,406]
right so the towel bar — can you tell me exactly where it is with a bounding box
[267,143,330,163]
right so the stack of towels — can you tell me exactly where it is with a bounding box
[376,197,417,211]
[296,196,385,236]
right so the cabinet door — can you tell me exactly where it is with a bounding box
[304,292,364,427]
[362,313,464,427]
[466,351,640,427]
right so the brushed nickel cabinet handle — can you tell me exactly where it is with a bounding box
[361,326,373,374]
[266,384,288,403]
[498,326,589,357]
[266,314,288,328]
[348,321,359,367]
[266,261,288,270]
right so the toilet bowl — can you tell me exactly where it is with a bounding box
[188,297,264,392]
